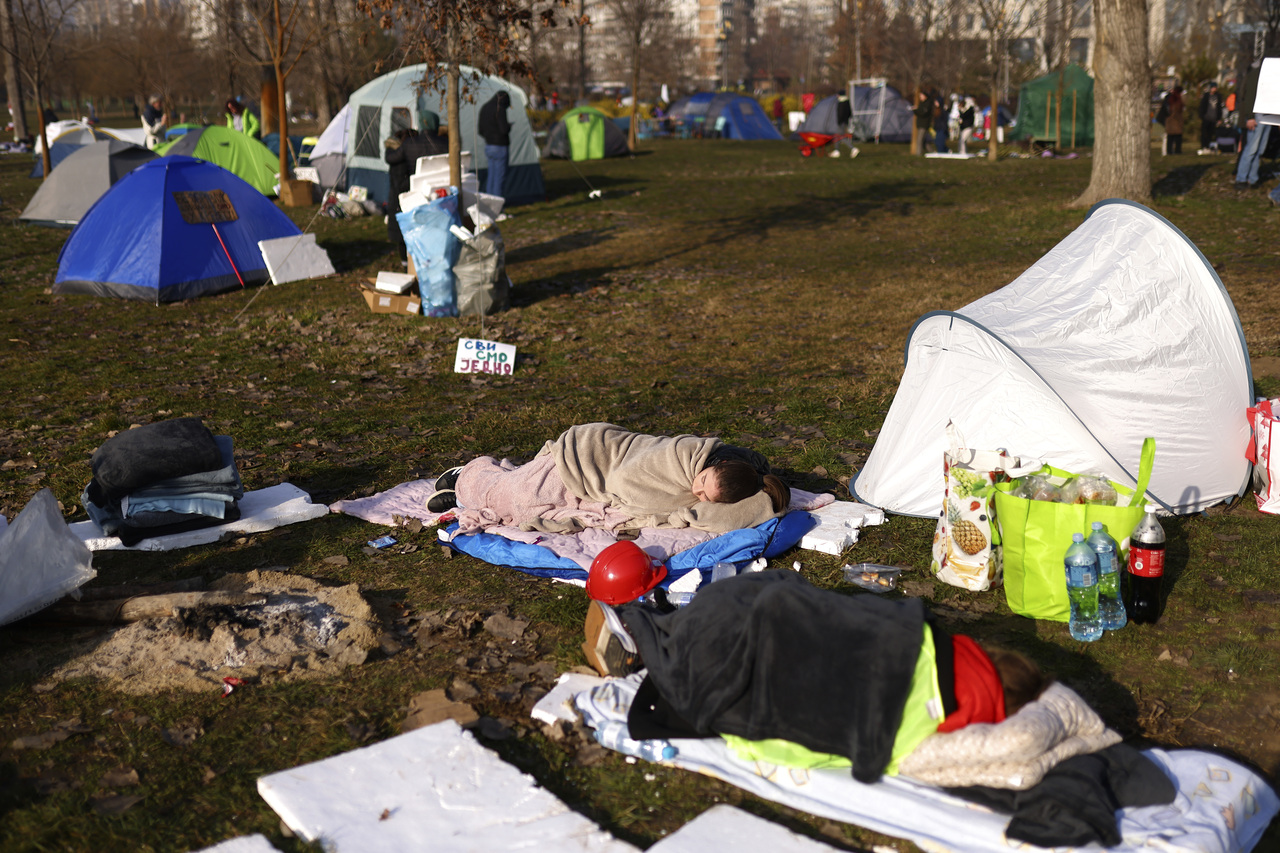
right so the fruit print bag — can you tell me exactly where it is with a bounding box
[931,423,1042,592]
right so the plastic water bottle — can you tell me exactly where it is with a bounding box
[1125,505,1166,624]
[710,562,736,583]
[593,721,677,762]
[1087,522,1127,630]
[1064,533,1103,641]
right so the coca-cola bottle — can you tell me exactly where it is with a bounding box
[1125,504,1165,624]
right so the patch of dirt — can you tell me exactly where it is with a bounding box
[49,570,380,694]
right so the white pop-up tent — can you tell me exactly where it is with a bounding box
[852,199,1253,518]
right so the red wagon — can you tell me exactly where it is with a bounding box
[797,131,853,157]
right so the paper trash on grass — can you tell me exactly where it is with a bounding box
[258,720,638,853]
[797,500,886,555]
[648,805,840,853]
[455,338,516,375]
[258,234,336,286]
[0,488,95,626]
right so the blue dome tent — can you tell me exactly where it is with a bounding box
[53,156,303,303]
[704,94,785,140]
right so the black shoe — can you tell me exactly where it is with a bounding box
[435,466,463,492]
[426,489,457,513]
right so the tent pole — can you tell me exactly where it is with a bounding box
[211,223,247,288]
[1071,91,1077,149]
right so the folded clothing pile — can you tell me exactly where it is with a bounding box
[81,417,245,546]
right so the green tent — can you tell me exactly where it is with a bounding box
[155,125,280,195]
[542,107,630,161]
[1010,64,1095,147]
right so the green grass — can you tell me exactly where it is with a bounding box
[1,139,1278,850]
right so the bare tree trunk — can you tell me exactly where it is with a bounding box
[989,81,999,161]
[261,63,279,139]
[1072,0,1150,206]
[0,0,25,141]
[447,43,462,188]
[35,81,51,178]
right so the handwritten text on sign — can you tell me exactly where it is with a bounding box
[454,338,517,375]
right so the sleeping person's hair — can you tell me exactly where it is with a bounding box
[709,460,790,512]
[984,647,1052,716]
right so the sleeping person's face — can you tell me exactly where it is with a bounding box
[691,467,724,503]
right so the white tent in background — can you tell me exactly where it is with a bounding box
[852,199,1253,518]
[307,102,350,189]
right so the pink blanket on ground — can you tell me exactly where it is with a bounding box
[329,477,835,570]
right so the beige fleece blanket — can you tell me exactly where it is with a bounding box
[896,681,1122,789]
[537,423,780,534]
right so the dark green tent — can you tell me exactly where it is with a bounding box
[542,107,630,161]
[1011,64,1095,147]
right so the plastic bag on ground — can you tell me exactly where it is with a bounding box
[0,489,95,626]
[454,226,508,317]
[398,190,461,317]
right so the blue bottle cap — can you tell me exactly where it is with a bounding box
[1072,532,1084,542]
[1092,521,1103,530]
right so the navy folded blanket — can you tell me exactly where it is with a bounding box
[87,417,224,504]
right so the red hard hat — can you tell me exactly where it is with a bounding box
[586,541,667,605]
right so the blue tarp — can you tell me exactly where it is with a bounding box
[52,155,303,303]
[442,510,819,585]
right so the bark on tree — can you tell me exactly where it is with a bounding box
[1072,0,1150,206]
[0,0,26,142]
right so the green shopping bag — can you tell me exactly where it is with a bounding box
[994,438,1155,622]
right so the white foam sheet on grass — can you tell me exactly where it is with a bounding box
[648,805,840,853]
[191,834,281,853]
[257,720,640,853]
[572,689,1280,853]
[796,500,886,555]
[69,483,328,552]
[258,233,336,286]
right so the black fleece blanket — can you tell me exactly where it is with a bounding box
[621,570,925,782]
[88,417,224,504]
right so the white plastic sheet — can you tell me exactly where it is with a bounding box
[0,489,95,626]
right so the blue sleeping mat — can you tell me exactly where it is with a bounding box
[442,510,819,585]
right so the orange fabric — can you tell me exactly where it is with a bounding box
[937,635,1005,733]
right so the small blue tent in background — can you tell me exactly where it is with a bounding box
[704,94,784,140]
[53,156,303,303]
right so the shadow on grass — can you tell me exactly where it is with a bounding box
[506,227,621,266]
[1151,164,1215,198]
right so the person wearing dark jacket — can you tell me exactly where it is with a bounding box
[913,90,933,155]
[477,90,513,198]
[1198,81,1223,153]
[384,127,434,266]
[1236,59,1275,185]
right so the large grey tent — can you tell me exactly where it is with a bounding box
[343,64,544,205]
[20,139,156,227]
[799,86,913,143]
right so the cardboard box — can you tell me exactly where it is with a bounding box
[280,178,315,207]
[361,282,421,315]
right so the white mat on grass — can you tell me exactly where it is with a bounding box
[192,835,281,852]
[571,685,1280,853]
[257,721,640,853]
[70,483,328,551]
[648,804,840,852]
[258,233,335,286]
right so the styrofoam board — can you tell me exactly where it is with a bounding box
[257,721,639,852]
[374,271,417,294]
[69,483,328,552]
[531,672,607,725]
[797,500,884,554]
[649,805,839,852]
[258,234,336,286]
[414,150,471,175]
[191,834,281,853]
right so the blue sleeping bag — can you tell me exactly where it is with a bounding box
[442,510,819,585]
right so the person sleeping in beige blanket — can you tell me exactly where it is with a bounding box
[427,423,791,536]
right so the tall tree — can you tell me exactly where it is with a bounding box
[970,0,1035,160]
[363,0,570,188]
[1,0,82,175]
[603,0,668,150]
[1,0,26,141]
[1071,0,1149,205]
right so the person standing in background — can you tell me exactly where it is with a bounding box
[477,90,512,199]
[225,97,260,139]
[1162,86,1185,155]
[1198,81,1223,154]
[142,94,167,149]
[958,97,976,155]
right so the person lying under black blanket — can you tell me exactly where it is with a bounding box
[582,570,1177,848]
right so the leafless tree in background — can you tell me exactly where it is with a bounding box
[1,0,83,174]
